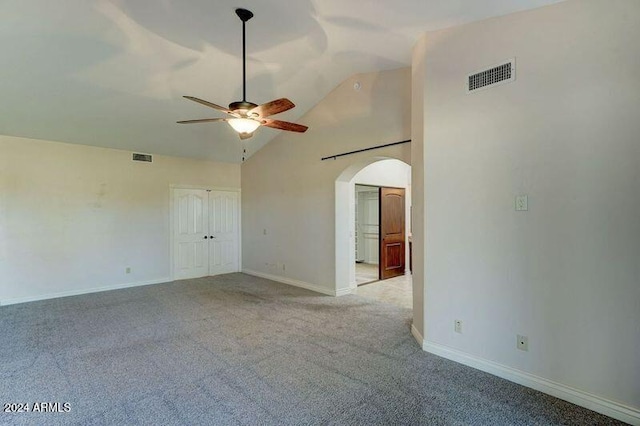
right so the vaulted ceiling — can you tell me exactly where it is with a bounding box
[0,0,563,163]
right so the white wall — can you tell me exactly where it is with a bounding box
[353,159,411,191]
[0,135,240,304]
[412,0,640,419]
[241,68,411,295]
[411,34,427,339]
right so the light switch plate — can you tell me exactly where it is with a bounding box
[515,195,528,211]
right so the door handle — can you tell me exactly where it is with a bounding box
[210,236,215,239]
[204,236,208,239]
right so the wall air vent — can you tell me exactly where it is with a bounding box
[132,153,153,162]
[467,59,515,93]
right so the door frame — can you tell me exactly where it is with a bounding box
[169,185,241,281]
[354,184,406,283]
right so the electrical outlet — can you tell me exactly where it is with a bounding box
[125,267,131,274]
[454,320,463,334]
[263,229,267,235]
[517,335,528,351]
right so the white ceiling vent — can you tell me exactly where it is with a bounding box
[132,153,152,162]
[467,59,515,93]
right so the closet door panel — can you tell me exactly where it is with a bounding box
[173,189,210,279]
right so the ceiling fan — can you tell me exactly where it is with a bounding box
[178,8,308,140]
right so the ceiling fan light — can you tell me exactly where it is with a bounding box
[228,118,260,134]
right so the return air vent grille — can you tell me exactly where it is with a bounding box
[132,153,152,162]
[467,59,515,93]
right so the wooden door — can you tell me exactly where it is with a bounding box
[379,187,405,279]
[173,189,210,280]
[208,191,240,276]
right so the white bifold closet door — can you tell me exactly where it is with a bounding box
[173,189,239,280]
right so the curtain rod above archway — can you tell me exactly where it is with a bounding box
[321,139,411,161]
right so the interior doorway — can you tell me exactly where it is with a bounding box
[354,184,407,285]
[335,158,411,298]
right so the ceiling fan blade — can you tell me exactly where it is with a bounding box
[239,132,254,140]
[176,118,228,124]
[262,119,308,133]
[183,96,237,116]
[249,98,295,118]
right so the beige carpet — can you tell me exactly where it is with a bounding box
[0,273,622,425]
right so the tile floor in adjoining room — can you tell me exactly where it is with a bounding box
[355,262,379,285]
[355,262,412,310]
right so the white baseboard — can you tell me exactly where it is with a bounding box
[336,287,356,297]
[0,277,172,306]
[411,324,424,347]
[242,269,337,296]
[420,340,639,425]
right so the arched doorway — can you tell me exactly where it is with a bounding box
[335,157,411,301]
